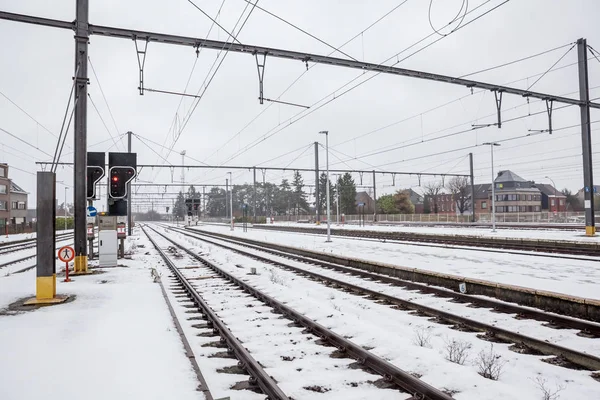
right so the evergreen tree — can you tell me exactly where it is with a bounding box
[393,190,415,214]
[292,171,309,214]
[377,194,397,214]
[172,191,186,219]
[317,172,336,215]
[337,173,357,215]
[273,179,292,215]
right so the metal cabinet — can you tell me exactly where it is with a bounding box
[99,230,118,268]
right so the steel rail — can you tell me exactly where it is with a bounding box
[142,226,290,400]
[0,234,74,256]
[169,226,600,372]
[148,225,454,400]
[170,225,600,337]
[0,232,73,251]
[1,10,599,109]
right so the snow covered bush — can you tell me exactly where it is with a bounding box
[533,376,565,400]
[412,326,432,348]
[444,337,472,365]
[475,344,506,380]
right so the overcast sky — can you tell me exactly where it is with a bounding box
[1,0,599,211]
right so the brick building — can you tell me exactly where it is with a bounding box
[0,164,9,227]
[534,184,567,212]
[492,170,541,213]
[355,191,375,213]
[0,163,30,231]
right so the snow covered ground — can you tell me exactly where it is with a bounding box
[161,227,600,400]
[189,223,600,300]
[268,221,600,243]
[0,229,202,400]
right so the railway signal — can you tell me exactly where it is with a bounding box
[87,152,105,200]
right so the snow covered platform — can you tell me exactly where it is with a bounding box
[0,232,201,400]
[190,223,600,302]
[270,221,600,243]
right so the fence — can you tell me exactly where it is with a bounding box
[268,212,595,225]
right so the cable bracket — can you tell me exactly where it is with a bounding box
[255,53,267,104]
[134,36,149,95]
[546,99,553,134]
[493,89,503,128]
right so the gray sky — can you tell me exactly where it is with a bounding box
[1,0,599,211]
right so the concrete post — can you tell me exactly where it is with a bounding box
[36,171,57,300]
[73,0,89,271]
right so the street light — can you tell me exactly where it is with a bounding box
[228,172,234,231]
[65,187,68,231]
[545,176,557,193]
[483,142,501,232]
[319,130,331,242]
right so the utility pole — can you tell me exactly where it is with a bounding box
[469,152,475,223]
[484,142,501,232]
[577,38,596,236]
[372,170,377,222]
[73,0,89,270]
[180,150,186,194]
[319,131,331,242]
[314,141,320,224]
[127,131,133,235]
[228,172,234,231]
[253,167,257,223]
[225,178,229,219]
[202,186,205,221]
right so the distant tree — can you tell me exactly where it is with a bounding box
[317,172,336,216]
[377,194,397,214]
[206,187,226,217]
[172,191,186,219]
[338,173,357,215]
[138,209,162,221]
[394,190,415,214]
[423,181,443,214]
[292,171,309,214]
[447,176,471,215]
[273,179,293,215]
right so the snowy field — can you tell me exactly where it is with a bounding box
[161,226,600,400]
[268,221,600,243]
[0,230,201,400]
[189,224,600,299]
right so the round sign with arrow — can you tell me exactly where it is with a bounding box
[87,206,97,217]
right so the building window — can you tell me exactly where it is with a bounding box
[0,201,6,210]
[441,204,445,212]
[481,201,487,209]
[0,184,6,194]
[551,199,556,206]
[527,195,532,201]
[12,201,18,209]
[559,199,565,206]
[18,202,26,210]
[0,167,5,178]
[535,206,541,212]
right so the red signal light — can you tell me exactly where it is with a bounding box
[112,175,119,182]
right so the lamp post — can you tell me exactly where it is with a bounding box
[483,142,501,232]
[228,172,233,231]
[65,187,68,231]
[319,130,331,242]
[545,175,558,212]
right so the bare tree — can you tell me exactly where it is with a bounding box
[447,176,471,215]
[423,181,443,214]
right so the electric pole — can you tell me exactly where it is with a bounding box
[127,131,133,235]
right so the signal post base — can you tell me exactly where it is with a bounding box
[74,255,88,274]
[24,295,69,306]
[586,226,596,236]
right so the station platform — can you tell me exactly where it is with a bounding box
[0,233,201,400]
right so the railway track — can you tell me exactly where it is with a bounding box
[144,225,457,400]
[0,232,73,256]
[250,224,600,258]
[163,226,600,377]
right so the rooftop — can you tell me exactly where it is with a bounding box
[535,183,565,197]
[495,170,527,183]
[10,182,27,194]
